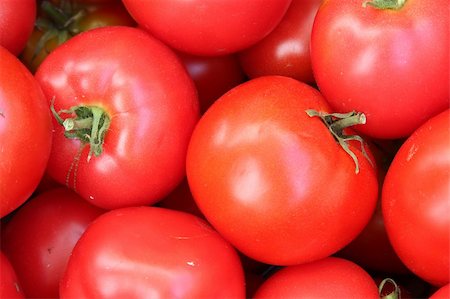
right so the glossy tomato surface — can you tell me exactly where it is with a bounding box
[177,52,247,114]
[122,0,292,56]
[0,0,36,55]
[382,109,450,286]
[0,251,24,299]
[1,188,105,298]
[60,206,246,298]
[186,76,378,265]
[35,26,199,210]
[311,0,449,139]
[254,257,379,298]
[239,0,322,84]
[0,46,52,218]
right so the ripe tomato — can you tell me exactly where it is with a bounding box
[0,251,24,299]
[122,0,292,56]
[382,109,450,286]
[430,284,450,299]
[35,26,199,210]
[0,0,36,55]
[1,188,105,298]
[177,52,247,114]
[186,76,378,265]
[253,257,379,298]
[20,0,136,73]
[60,206,246,298]
[238,0,322,85]
[0,46,52,218]
[336,199,410,275]
[310,0,449,139]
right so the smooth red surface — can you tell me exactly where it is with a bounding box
[122,0,292,56]
[383,109,450,286]
[187,76,378,265]
[1,188,105,298]
[0,46,52,218]
[35,26,200,209]
[311,0,449,138]
[60,207,246,298]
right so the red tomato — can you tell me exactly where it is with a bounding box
[310,0,449,139]
[1,188,105,298]
[0,0,36,55]
[382,109,450,286]
[177,52,247,114]
[157,178,204,219]
[60,206,246,298]
[430,284,450,299]
[35,26,199,210]
[0,251,24,299]
[254,257,379,298]
[0,46,52,218]
[336,140,409,274]
[122,0,292,56]
[186,76,378,265]
[238,0,322,85]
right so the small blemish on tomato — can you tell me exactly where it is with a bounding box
[406,144,418,162]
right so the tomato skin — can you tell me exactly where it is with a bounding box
[0,46,53,218]
[254,257,379,298]
[35,26,199,210]
[1,188,105,298]
[122,0,292,56]
[430,284,450,299]
[311,0,449,139]
[186,76,378,265]
[382,109,450,286]
[60,206,246,298]
[0,252,25,299]
[177,52,247,114]
[0,0,36,55]
[238,0,322,85]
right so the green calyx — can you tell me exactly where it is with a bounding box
[32,0,87,62]
[363,0,406,10]
[51,98,110,161]
[306,109,373,174]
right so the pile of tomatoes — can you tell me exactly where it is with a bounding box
[1,0,448,298]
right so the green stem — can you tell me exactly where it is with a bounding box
[50,100,110,161]
[306,109,372,174]
[379,278,401,299]
[363,0,407,10]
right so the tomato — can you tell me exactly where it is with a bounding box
[35,26,199,210]
[430,284,450,299]
[1,187,105,298]
[0,251,25,299]
[238,0,322,85]
[177,52,247,114]
[336,199,410,275]
[157,178,204,219]
[186,76,378,265]
[336,140,409,275]
[253,257,379,298]
[60,206,246,298]
[0,0,36,55]
[310,0,449,139]
[382,109,450,286]
[122,0,292,56]
[0,46,52,218]
[20,0,136,73]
